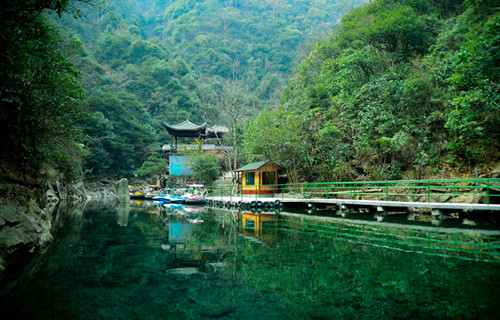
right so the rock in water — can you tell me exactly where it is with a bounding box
[115,178,130,203]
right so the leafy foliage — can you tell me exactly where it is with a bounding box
[136,154,167,177]
[244,0,499,181]
[0,1,90,168]
[5,0,495,183]
[56,0,366,176]
[188,154,220,184]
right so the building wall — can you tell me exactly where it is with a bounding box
[169,155,192,176]
[241,162,279,194]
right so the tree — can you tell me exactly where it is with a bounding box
[136,154,167,177]
[217,77,252,173]
[188,154,220,185]
[0,1,100,168]
[443,11,500,163]
[245,0,499,183]
[243,107,311,184]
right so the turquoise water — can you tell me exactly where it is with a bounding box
[1,201,500,319]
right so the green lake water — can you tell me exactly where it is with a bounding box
[1,201,500,319]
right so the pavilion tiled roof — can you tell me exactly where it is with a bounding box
[162,119,207,137]
[163,119,230,139]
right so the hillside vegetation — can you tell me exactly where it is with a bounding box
[59,0,366,177]
[0,0,498,184]
[244,0,500,182]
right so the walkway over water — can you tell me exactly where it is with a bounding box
[206,178,500,215]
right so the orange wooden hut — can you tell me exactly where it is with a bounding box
[234,160,283,194]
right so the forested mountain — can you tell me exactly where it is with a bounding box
[1,0,497,183]
[58,0,366,176]
[244,0,499,182]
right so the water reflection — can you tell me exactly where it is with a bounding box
[115,202,130,226]
[279,211,500,262]
[206,204,500,262]
[1,201,499,320]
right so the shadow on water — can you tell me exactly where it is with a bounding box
[1,200,500,319]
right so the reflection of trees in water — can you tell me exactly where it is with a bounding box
[280,214,500,262]
[4,204,499,320]
[238,228,500,319]
[204,207,500,319]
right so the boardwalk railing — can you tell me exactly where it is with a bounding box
[206,178,500,205]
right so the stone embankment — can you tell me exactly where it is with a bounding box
[0,165,89,274]
[0,171,149,274]
[84,177,117,201]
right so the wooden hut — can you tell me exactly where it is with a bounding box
[234,160,283,194]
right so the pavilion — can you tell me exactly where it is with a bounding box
[161,119,231,175]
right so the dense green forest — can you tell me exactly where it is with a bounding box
[70,0,367,176]
[244,0,500,182]
[0,0,498,183]
[0,0,363,177]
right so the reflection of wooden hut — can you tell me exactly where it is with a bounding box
[234,160,283,194]
[240,212,278,244]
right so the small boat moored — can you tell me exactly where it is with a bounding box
[182,184,206,204]
[130,186,146,199]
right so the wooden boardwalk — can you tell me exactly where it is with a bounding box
[205,195,500,215]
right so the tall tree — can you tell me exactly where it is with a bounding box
[0,1,99,168]
[217,77,252,173]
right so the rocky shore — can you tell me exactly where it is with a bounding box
[0,166,111,275]
[0,168,149,275]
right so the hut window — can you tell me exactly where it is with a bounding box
[262,172,275,185]
[246,172,255,185]
[245,219,255,232]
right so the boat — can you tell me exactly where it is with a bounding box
[144,185,161,199]
[182,184,206,204]
[166,195,185,203]
[152,194,185,203]
[188,216,204,223]
[183,195,206,204]
[182,206,204,214]
[164,203,182,209]
[129,186,146,199]
[152,194,170,202]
